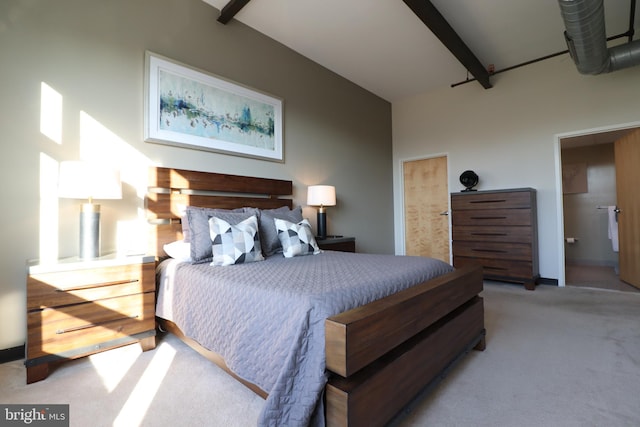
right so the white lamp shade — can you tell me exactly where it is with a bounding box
[307,185,336,207]
[58,161,122,200]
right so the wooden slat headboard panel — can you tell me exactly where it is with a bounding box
[149,167,292,195]
[146,167,293,258]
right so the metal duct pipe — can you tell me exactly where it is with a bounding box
[609,38,640,69]
[558,0,640,74]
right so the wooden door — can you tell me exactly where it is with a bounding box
[615,129,640,288]
[403,156,450,262]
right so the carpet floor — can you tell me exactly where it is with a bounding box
[2,282,639,426]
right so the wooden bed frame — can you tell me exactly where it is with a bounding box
[146,166,486,427]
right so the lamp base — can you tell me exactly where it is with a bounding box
[317,210,327,240]
[79,203,100,259]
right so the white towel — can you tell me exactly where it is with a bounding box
[607,206,619,252]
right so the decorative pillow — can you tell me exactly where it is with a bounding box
[275,218,321,258]
[176,204,190,242]
[186,206,252,264]
[209,215,264,266]
[260,206,303,257]
[163,240,192,262]
[181,217,190,242]
[182,206,256,243]
[242,206,262,218]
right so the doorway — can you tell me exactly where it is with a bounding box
[559,127,640,293]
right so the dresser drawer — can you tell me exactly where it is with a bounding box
[452,225,532,244]
[451,209,532,227]
[452,241,532,261]
[454,256,534,280]
[451,191,533,211]
[27,292,155,360]
[27,263,155,310]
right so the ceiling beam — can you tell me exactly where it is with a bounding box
[402,0,492,89]
[217,0,252,24]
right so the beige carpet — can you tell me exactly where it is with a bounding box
[2,282,640,427]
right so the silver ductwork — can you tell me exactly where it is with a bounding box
[558,0,640,74]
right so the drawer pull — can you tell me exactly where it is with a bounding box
[470,216,507,220]
[485,266,508,271]
[470,232,507,236]
[469,199,506,204]
[57,279,140,292]
[56,315,140,334]
[472,249,507,254]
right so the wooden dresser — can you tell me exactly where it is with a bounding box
[26,255,157,383]
[451,188,539,290]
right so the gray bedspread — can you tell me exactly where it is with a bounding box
[156,251,453,427]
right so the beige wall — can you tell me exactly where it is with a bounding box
[0,0,392,350]
[393,55,640,283]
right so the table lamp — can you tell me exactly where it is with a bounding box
[307,185,336,239]
[58,161,122,259]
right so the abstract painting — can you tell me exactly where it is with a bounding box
[144,52,283,162]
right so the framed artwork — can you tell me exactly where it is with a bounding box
[144,51,284,162]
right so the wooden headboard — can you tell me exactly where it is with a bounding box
[145,167,293,258]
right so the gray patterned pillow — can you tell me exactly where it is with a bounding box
[259,206,303,257]
[209,215,264,266]
[275,218,321,258]
[186,206,252,264]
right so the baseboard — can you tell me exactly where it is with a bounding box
[0,344,25,364]
[538,277,558,286]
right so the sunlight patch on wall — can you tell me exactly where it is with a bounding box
[79,111,153,199]
[117,219,150,256]
[39,153,59,262]
[113,343,177,427]
[40,82,62,144]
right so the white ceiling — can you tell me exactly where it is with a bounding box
[202,0,637,102]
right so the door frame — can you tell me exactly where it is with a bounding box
[554,120,640,287]
[397,153,451,262]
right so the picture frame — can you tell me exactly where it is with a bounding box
[144,51,284,162]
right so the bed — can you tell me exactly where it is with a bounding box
[146,166,485,427]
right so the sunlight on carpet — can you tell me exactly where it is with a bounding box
[88,339,180,425]
[89,342,141,392]
[113,343,176,426]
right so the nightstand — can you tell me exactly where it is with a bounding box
[25,254,157,383]
[316,236,356,253]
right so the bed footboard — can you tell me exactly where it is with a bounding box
[324,265,484,427]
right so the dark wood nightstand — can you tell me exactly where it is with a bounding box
[25,254,157,383]
[316,237,356,253]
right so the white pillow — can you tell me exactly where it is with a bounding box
[163,240,192,262]
[275,218,321,258]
